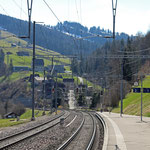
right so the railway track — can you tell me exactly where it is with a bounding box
[57,112,97,150]
[0,110,70,149]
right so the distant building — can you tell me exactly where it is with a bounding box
[15,96,32,107]
[6,52,12,55]
[0,26,7,31]
[13,66,30,72]
[63,78,74,83]
[4,112,17,119]
[16,51,29,56]
[46,65,65,73]
[29,74,40,82]
[31,59,44,72]
[63,78,74,90]
[11,43,17,47]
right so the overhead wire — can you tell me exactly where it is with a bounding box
[0,4,9,16]
[79,0,82,24]
[0,2,21,38]
[102,57,140,77]
[75,0,80,22]
[42,0,80,55]
[117,47,150,54]
[0,0,32,38]
[68,0,70,21]
[43,0,61,23]
[12,0,27,15]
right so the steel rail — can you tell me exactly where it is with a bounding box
[86,113,97,150]
[95,113,108,150]
[0,111,65,142]
[0,110,69,149]
[57,113,85,150]
[57,112,97,150]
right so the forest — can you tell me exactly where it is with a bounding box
[0,14,128,55]
[71,32,150,108]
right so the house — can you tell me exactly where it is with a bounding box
[13,66,30,72]
[16,51,29,56]
[63,78,74,90]
[63,78,74,83]
[0,26,7,31]
[15,96,32,107]
[29,74,40,82]
[11,43,17,47]
[47,65,65,73]
[4,112,17,119]
[6,52,12,55]
[32,59,44,72]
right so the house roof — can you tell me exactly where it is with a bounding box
[35,59,44,66]
[4,112,17,117]
[16,51,29,56]
[63,78,74,83]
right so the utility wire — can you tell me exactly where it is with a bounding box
[103,59,139,76]
[75,0,80,22]
[43,0,61,23]
[12,0,27,15]
[42,0,80,54]
[80,0,82,24]
[117,47,150,53]
[0,4,9,16]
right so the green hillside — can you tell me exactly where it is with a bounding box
[0,30,71,82]
[113,75,150,117]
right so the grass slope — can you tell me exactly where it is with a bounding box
[113,75,150,117]
[0,30,70,67]
[0,109,49,127]
[0,30,71,83]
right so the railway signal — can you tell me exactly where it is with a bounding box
[52,87,55,93]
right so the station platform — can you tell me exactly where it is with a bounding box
[97,112,150,150]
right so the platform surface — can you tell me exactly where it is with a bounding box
[97,112,150,150]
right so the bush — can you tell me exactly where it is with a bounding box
[12,103,26,116]
[103,80,131,108]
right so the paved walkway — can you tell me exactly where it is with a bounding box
[97,112,150,150]
[68,90,76,109]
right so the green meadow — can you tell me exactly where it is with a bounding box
[113,75,150,117]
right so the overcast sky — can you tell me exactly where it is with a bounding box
[0,0,150,35]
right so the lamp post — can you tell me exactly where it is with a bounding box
[31,21,43,121]
[31,21,36,121]
[100,78,104,110]
[141,75,143,122]
[112,0,117,39]
[55,72,58,114]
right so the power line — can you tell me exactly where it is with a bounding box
[75,0,80,22]
[79,0,82,24]
[12,0,27,15]
[85,55,150,59]
[117,47,150,54]
[0,4,9,16]
[112,0,117,39]
[42,0,80,55]
[43,0,61,23]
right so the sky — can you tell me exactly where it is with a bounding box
[0,0,150,35]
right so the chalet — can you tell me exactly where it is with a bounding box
[29,74,40,82]
[4,112,17,119]
[6,52,12,55]
[15,96,32,107]
[13,66,30,72]
[63,78,74,90]
[63,78,74,83]
[47,65,65,73]
[0,26,7,31]
[32,59,44,72]
[16,51,29,56]
[11,43,17,47]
